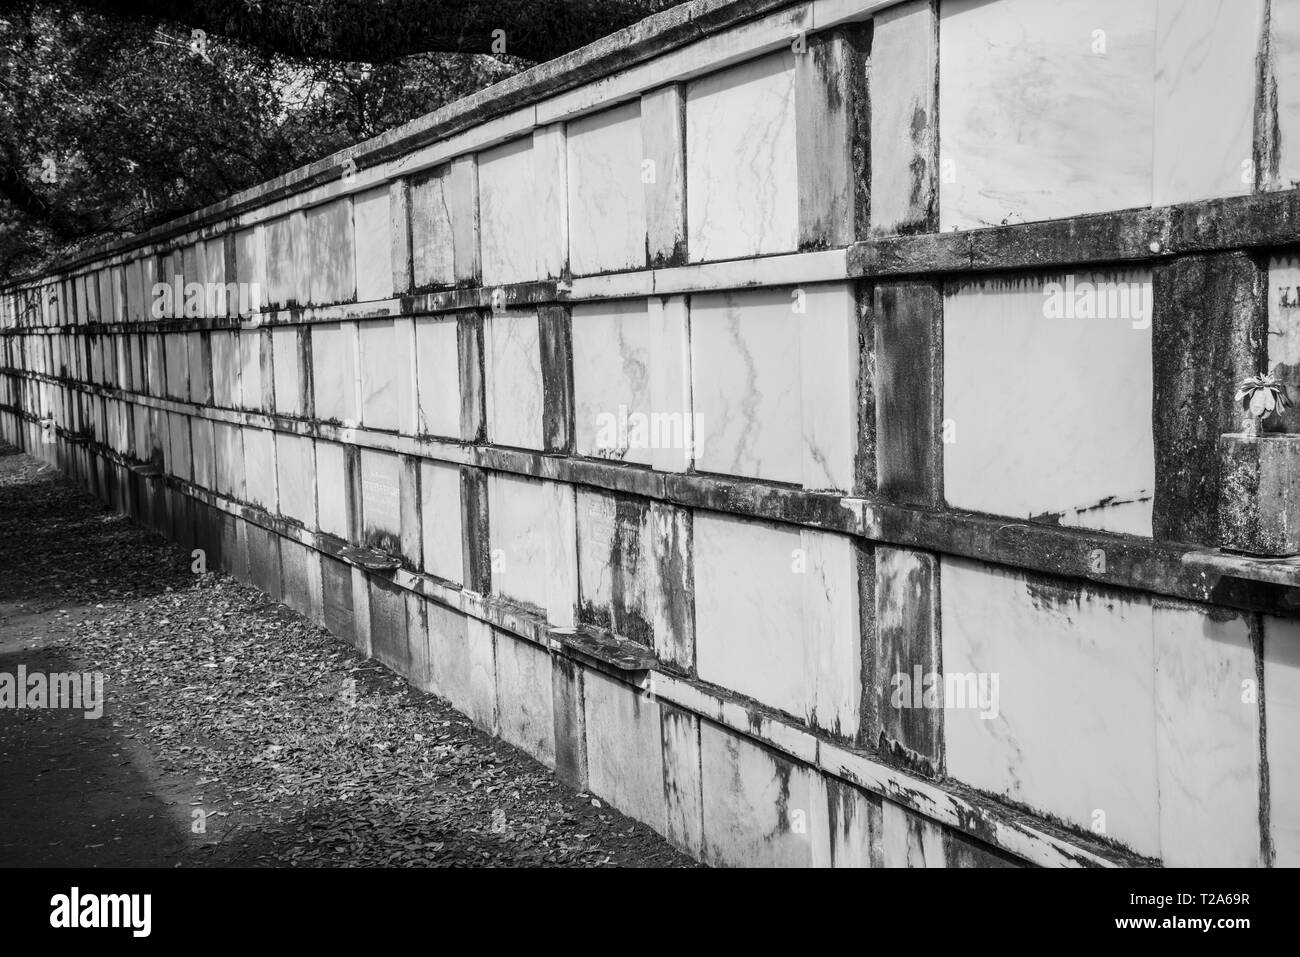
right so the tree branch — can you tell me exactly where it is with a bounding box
[0,0,679,64]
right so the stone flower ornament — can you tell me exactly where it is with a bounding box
[1235,372,1291,436]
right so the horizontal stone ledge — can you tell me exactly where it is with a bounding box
[6,387,1300,615]
[81,439,1142,867]
[11,189,1300,320]
[849,188,1300,278]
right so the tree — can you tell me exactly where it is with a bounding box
[0,0,677,278]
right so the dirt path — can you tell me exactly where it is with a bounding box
[0,445,695,867]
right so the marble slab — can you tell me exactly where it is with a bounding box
[352,185,393,302]
[871,0,938,236]
[938,0,1155,229]
[414,317,460,438]
[1153,602,1260,867]
[410,168,456,289]
[566,101,646,276]
[271,326,303,417]
[164,334,189,401]
[242,427,277,511]
[314,440,350,540]
[214,423,244,501]
[694,512,859,736]
[479,137,540,285]
[576,488,652,643]
[1264,616,1300,866]
[419,459,463,584]
[166,411,191,482]
[584,670,667,833]
[1152,0,1261,207]
[493,634,555,768]
[275,432,317,528]
[571,299,653,466]
[203,237,226,317]
[358,318,414,433]
[233,227,265,315]
[942,557,1160,857]
[880,799,945,868]
[484,310,544,451]
[647,295,693,472]
[360,448,402,552]
[239,329,264,412]
[306,198,355,305]
[691,284,856,490]
[190,417,215,491]
[686,50,798,261]
[215,423,245,501]
[700,721,816,867]
[264,214,300,307]
[488,472,549,612]
[943,271,1155,535]
[209,332,240,408]
[311,322,359,425]
[1274,0,1300,188]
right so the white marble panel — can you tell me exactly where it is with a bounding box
[271,326,302,417]
[493,634,555,768]
[239,329,264,412]
[411,169,456,288]
[311,322,360,426]
[566,101,646,276]
[1153,0,1262,207]
[167,411,191,482]
[1275,0,1300,189]
[938,0,1155,229]
[694,513,859,735]
[315,440,349,539]
[479,137,538,285]
[571,299,652,465]
[164,334,189,400]
[414,317,460,438]
[205,330,240,406]
[214,422,245,500]
[489,472,549,612]
[360,448,402,548]
[234,227,265,315]
[487,474,576,623]
[692,284,855,489]
[352,185,393,302]
[484,310,544,450]
[275,432,316,528]
[943,271,1155,535]
[1153,603,1260,867]
[242,427,277,511]
[686,51,798,261]
[648,295,693,472]
[264,214,301,307]
[699,721,817,867]
[420,459,463,584]
[190,417,215,490]
[584,671,667,834]
[306,199,355,305]
[942,558,1159,857]
[1264,616,1300,866]
[358,318,414,433]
